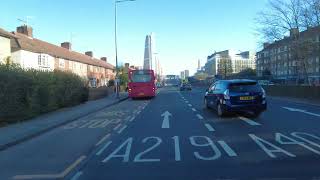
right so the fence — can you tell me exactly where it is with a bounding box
[262,85,320,100]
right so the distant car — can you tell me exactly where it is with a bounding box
[180,83,192,91]
[204,79,267,117]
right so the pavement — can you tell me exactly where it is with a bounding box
[1,87,320,180]
[0,92,128,151]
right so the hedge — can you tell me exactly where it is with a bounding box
[0,64,89,123]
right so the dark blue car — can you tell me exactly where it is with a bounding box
[204,79,267,117]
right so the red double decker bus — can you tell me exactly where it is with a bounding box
[128,69,156,98]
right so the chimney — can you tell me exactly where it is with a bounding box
[290,28,299,37]
[16,25,33,37]
[85,51,93,57]
[100,57,107,62]
[263,43,270,49]
[61,42,71,50]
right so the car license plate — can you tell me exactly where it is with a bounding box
[240,96,254,100]
[139,92,145,96]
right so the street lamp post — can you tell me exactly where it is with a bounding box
[114,0,135,99]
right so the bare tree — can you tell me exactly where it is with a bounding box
[256,0,305,41]
[304,0,320,26]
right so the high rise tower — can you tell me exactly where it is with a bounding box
[143,33,156,70]
[143,35,152,70]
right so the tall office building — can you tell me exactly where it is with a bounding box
[180,71,185,79]
[184,70,190,78]
[143,35,152,70]
[143,33,156,70]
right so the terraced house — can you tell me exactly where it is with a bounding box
[0,25,115,87]
[257,26,320,85]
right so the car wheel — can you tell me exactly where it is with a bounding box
[204,98,209,109]
[217,103,224,117]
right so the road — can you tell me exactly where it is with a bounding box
[1,86,320,180]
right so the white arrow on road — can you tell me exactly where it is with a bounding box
[161,111,172,128]
[282,107,320,117]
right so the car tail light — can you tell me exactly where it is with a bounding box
[223,89,230,100]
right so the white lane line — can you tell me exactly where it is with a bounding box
[129,116,135,122]
[95,134,111,146]
[238,116,261,126]
[188,104,192,107]
[70,171,83,180]
[117,125,127,134]
[185,101,189,103]
[136,110,141,114]
[204,123,215,132]
[113,124,122,131]
[96,141,112,156]
[218,141,238,157]
[192,108,196,112]
[196,114,204,120]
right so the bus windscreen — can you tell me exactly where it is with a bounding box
[130,71,152,83]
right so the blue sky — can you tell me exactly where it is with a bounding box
[0,0,268,75]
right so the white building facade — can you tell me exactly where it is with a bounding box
[0,32,11,64]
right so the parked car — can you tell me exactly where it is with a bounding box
[204,79,267,117]
[180,83,192,91]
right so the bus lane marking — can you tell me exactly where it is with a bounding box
[196,114,204,120]
[113,124,122,131]
[249,134,295,158]
[117,125,127,134]
[204,123,215,132]
[95,134,111,146]
[239,116,261,126]
[96,141,112,156]
[217,141,237,157]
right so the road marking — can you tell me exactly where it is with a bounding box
[192,108,196,112]
[173,136,181,161]
[218,141,237,157]
[188,104,192,107]
[129,116,135,122]
[117,125,127,134]
[196,114,204,120]
[13,156,86,179]
[204,123,215,132]
[136,110,141,114]
[161,111,172,129]
[185,101,189,103]
[249,134,295,158]
[96,141,112,156]
[70,171,83,180]
[113,124,122,131]
[238,116,261,126]
[95,133,111,146]
[282,106,320,117]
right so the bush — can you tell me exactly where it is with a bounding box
[0,64,89,123]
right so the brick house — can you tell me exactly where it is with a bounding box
[2,25,115,87]
[257,27,320,84]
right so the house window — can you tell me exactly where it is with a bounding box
[59,59,65,68]
[38,54,49,67]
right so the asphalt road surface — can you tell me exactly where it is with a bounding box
[1,86,320,180]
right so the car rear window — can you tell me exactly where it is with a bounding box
[228,82,262,93]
